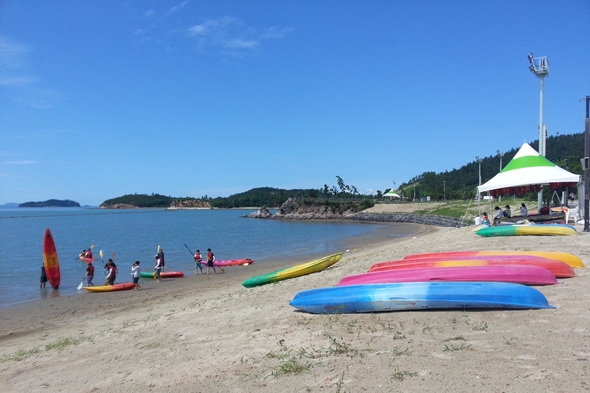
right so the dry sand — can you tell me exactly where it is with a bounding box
[1,205,589,393]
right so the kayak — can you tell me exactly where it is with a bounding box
[402,250,584,268]
[338,265,558,286]
[43,228,61,289]
[79,255,93,263]
[289,282,555,314]
[214,258,254,267]
[476,223,578,237]
[242,253,342,288]
[140,271,185,278]
[84,283,135,292]
[368,255,575,278]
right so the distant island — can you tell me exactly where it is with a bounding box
[19,199,80,208]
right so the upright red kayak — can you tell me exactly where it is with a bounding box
[43,228,61,289]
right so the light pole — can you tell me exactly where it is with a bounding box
[581,95,590,232]
[497,150,504,172]
[443,181,446,201]
[476,156,483,215]
[528,52,549,211]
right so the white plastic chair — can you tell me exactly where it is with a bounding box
[566,206,580,224]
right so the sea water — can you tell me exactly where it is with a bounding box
[0,208,410,308]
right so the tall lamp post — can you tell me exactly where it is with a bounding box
[443,181,446,201]
[497,150,504,202]
[528,52,549,211]
[476,156,483,215]
[582,96,590,232]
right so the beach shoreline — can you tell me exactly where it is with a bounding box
[1,217,589,392]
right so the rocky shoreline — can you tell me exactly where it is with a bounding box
[246,198,467,228]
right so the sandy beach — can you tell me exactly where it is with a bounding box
[1,204,589,393]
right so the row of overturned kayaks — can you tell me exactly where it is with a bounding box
[280,250,584,314]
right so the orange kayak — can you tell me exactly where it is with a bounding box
[368,255,575,278]
[402,250,584,268]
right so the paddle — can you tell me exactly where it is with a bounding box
[183,243,194,256]
[77,276,85,290]
[100,250,107,276]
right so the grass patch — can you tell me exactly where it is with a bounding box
[391,367,418,382]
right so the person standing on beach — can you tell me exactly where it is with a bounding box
[40,265,47,288]
[206,248,217,274]
[105,260,117,285]
[155,247,165,270]
[154,254,163,282]
[194,249,203,275]
[85,261,94,286]
[131,261,141,290]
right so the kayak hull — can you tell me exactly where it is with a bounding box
[290,282,554,314]
[140,271,185,278]
[214,258,254,267]
[368,255,575,278]
[42,228,60,289]
[338,265,558,286]
[243,253,342,288]
[84,283,135,292]
[402,250,584,268]
[476,224,577,237]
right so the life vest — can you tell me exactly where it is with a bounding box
[87,265,94,275]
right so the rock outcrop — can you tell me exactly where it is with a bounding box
[246,197,466,228]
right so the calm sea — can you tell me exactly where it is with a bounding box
[0,208,411,308]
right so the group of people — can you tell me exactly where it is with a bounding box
[193,248,218,275]
[477,203,528,227]
[40,244,216,290]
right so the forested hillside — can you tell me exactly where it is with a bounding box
[98,133,585,208]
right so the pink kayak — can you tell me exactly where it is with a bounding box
[368,255,575,278]
[339,265,558,286]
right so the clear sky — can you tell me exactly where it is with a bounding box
[1,1,589,206]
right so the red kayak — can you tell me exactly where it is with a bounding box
[339,265,558,286]
[43,228,61,289]
[368,255,575,278]
[214,258,254,267]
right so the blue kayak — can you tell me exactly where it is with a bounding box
[289,282,554,314]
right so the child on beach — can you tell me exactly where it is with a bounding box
[206,248,217,274]
[85,261,94,286]
[131,261,141,290]
[105,260,117,285]
[40,265,47,288]
[154,255,163,282]
[194,250,203,275]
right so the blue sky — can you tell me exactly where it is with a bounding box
[1,1,589,206]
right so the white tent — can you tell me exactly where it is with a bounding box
[477,143,580,196]
[383,190,401,199]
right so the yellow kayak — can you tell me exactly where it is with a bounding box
[403,250,584,268]
[84,283,135,292]
[243,253,343,288]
